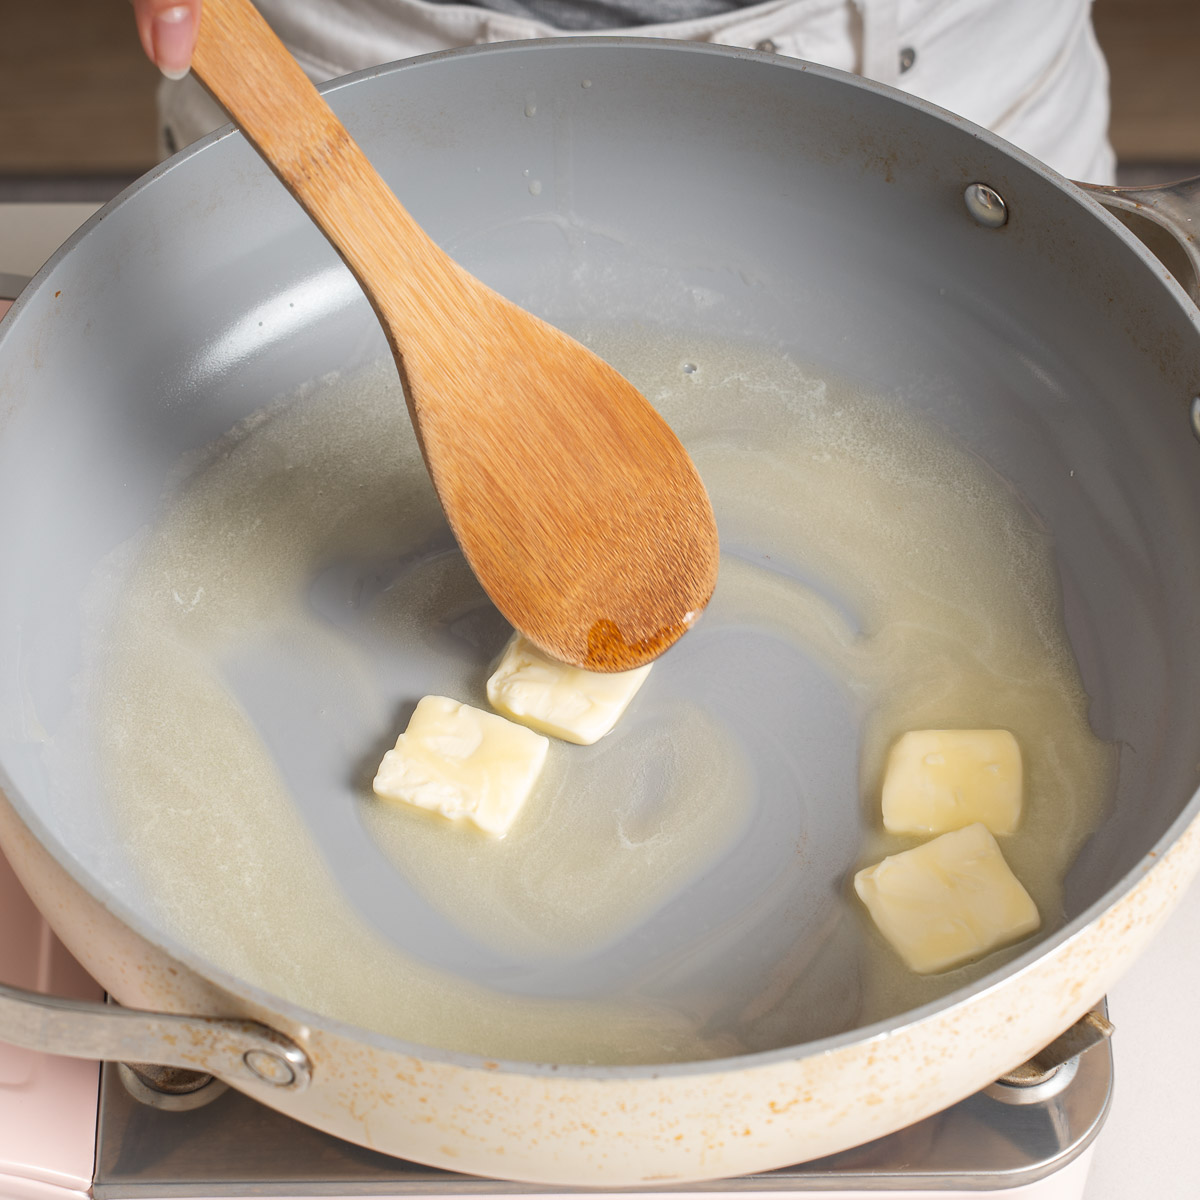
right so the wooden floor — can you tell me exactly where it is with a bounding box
[0,0,1197,183]
[1095,0,1200,162]
[0,0,161,175]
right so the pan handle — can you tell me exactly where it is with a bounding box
[1076,176,1200,307]
[0,979,312,1090]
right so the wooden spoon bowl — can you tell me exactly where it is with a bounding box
[190,0,719,670]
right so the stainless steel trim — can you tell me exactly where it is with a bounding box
[0,980,312,1091]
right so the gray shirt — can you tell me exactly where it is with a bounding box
[421,1,757,32]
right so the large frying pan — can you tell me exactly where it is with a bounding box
[2,39,1200,1185]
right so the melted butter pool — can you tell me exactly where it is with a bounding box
[90,330,1113,1064]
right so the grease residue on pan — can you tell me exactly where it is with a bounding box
[83,329,1113,1064]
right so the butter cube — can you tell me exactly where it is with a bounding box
[486,633,652,745]
[854,823,1040,974]
[882,729,1023,836]
[372,696,548,837]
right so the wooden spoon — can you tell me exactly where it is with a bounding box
[190,0,719,671]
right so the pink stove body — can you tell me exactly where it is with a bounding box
[1,844,100,1200]
[0,845,1097,1200]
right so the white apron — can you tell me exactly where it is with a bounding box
[160,0,1115,183]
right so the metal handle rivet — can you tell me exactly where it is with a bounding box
[755,39,778,53]
[1191,396,1200,442]
[965,183,1008,229]
[244,1048,297,1087]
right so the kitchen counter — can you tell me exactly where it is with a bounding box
[1,200,1198,1200]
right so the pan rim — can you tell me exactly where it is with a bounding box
[2,35,1199,1082]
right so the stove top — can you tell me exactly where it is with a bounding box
[1,843,1109,1199]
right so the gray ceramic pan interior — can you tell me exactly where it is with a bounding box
[1,39,1200,1058]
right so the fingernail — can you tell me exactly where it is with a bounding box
[153,5,195,80]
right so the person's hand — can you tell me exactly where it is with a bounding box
[132,1,202,79]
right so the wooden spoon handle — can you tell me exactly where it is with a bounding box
[190,0,462,346]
